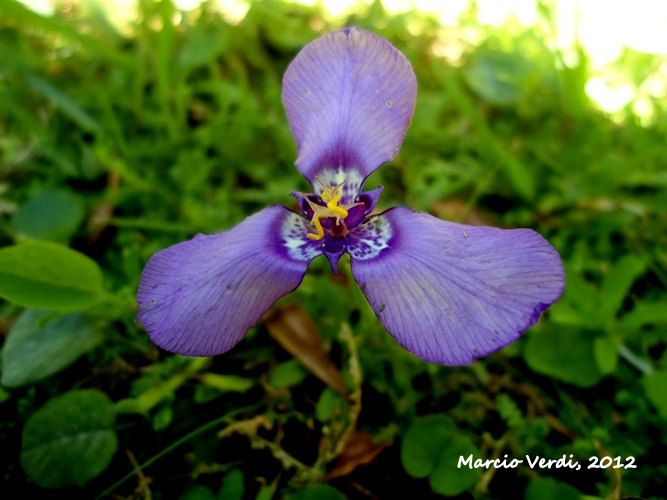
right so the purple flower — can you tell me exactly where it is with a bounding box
[136,28,565,366]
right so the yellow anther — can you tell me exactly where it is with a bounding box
[302,178,364,240]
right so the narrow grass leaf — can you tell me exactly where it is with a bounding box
[25,73,101,132]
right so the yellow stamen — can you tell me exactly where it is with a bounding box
[303,195,342,240]
[303,178,364,240]
[309,216,325,240]
[316,177,349,218]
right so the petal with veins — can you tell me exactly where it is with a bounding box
[282,27,416,189]
[136,206,317,356]
[349,207,565,366]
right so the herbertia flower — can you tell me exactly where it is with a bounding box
[137,27,565,366]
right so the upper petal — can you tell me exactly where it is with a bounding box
[136,206,320,356]
[349,207,565,366]
[282,27,417,187]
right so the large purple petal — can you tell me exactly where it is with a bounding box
[349,207,565,366]
[282,27,416,192]
[136,206,320,356]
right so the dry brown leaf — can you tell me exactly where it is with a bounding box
[265,303,347,395]
[325,430,388,481]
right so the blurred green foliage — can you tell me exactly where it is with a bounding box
[1,0,667,498]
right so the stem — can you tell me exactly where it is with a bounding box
[617,343,653,375]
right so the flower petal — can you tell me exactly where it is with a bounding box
[136,206,319,356]
[349,207,565,366]
[282,27,416,187]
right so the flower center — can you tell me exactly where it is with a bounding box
[302,177,363,240]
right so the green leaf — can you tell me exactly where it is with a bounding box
[464,51,534,106]
[316,387,346,423]
[181,485,215,500]
[593,337,618,375]
[596,255,645,324]
[198,373,254,393]
[401,415,456,478]
[24,72,101,132]
[11,190,85,244]
[20,389,118,488]
[217,468,244,500]
[151,405,174,432]
[643,371,667,419]
[0,241,104,311]
[618,299,667,331]
[0,386,11,403]
[429,434,479,496]
[553,267,598,327]
[524,324,603,387]
[1,309,103,387]
[525,477,582,500]
[256,485,274,500]
[269,359,308,389]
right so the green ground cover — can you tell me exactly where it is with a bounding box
[1,0,666,498]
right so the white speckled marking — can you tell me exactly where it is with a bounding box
[281,212,322,261]
[348,214,393,260]
[316,167,363,204]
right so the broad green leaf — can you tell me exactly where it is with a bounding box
[525,477,582,500]
[643,371,667,419]
[429,434,479,496]
[20,389,118,488]
[11,190,85,244]
[401,415,456,478]
[1,309,103,388]
[524,325,603,387]
[0,241,104,311]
